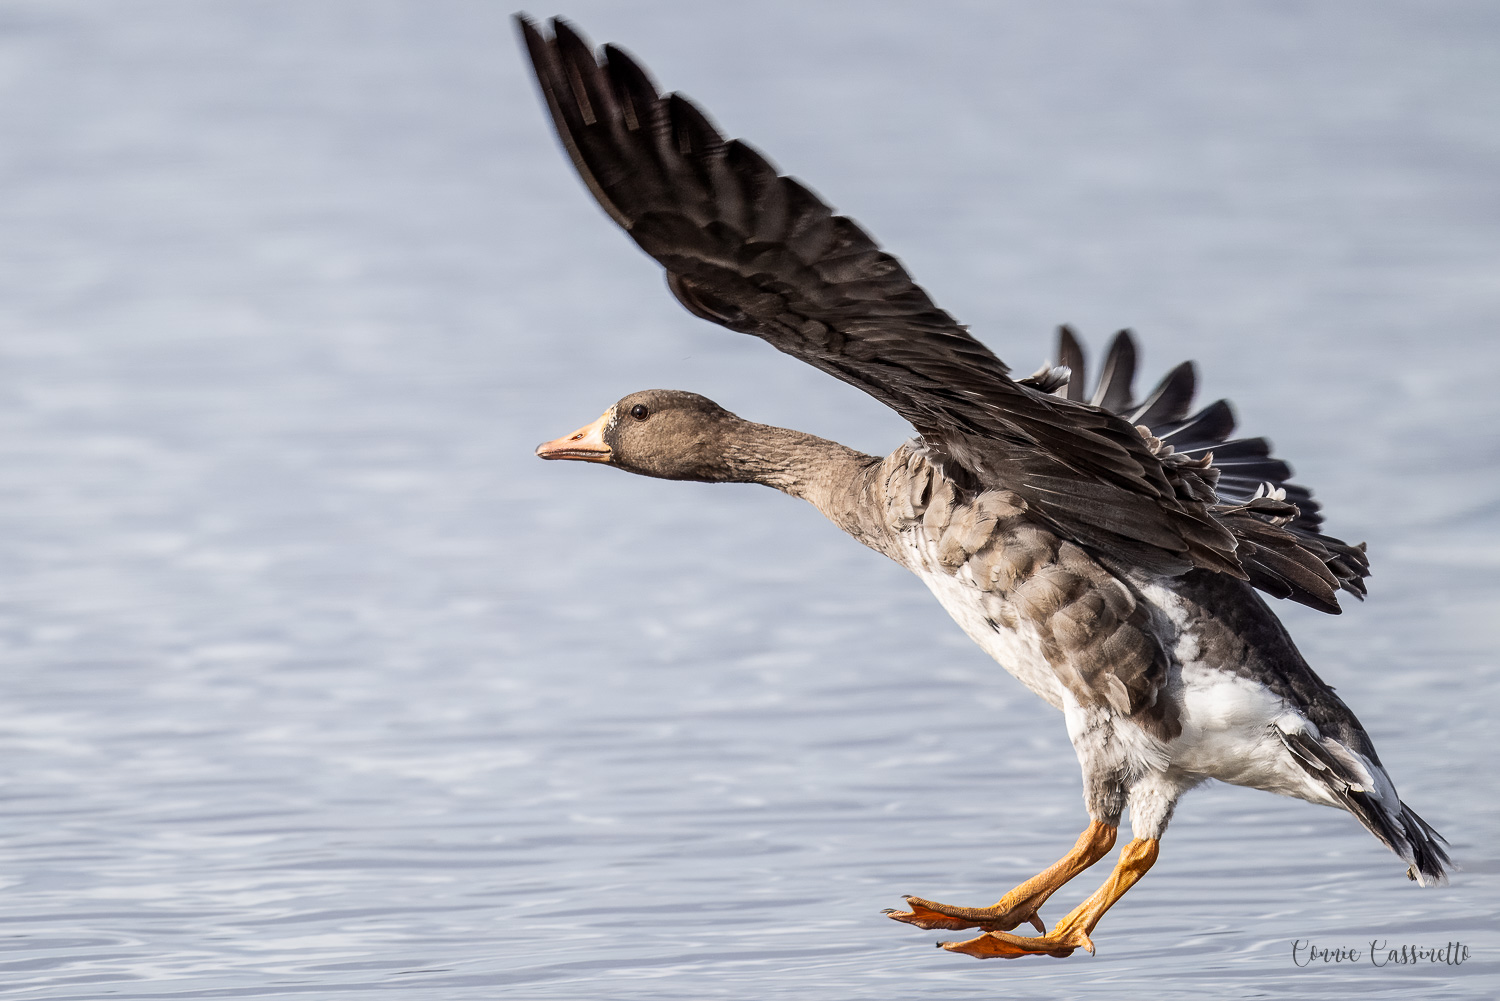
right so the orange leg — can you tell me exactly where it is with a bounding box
[885,820,1117,934]
[938,837,1160,958]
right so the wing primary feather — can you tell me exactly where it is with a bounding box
[1129,361,1196,426]
[1091,330,1138,412]
[1057,325,1086,401]
[1160,399,1237,446]
[519,18,632,231]
[725,140,789,243]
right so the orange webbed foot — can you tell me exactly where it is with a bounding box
[938,924,1096,959]
[885,821,1116,935]
[930,840,1164,960]
[895,835,1159,960]
[883,895,1047,934]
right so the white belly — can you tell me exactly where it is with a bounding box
[1138,582,1345,804]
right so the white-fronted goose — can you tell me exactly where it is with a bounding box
[519,16,1449,959]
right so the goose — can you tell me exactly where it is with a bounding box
[518,15,1449,959]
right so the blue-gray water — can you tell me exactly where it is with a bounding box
[0,2,1497,998]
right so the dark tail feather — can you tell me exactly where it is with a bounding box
[1397,802,1452,886]
[1346,792,1452,886]
[1279,725,1452,886]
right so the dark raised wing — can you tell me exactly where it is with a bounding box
[1042,327,1369,613]
[517,15,1245,579]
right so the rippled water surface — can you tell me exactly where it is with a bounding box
[1,2,1497,997]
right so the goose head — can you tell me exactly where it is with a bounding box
[536,389,756,483]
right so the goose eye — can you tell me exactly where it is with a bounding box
[629,403,650,421]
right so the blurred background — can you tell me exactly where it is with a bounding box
[0,1,1496,997]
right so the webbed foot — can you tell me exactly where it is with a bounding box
[938,923,1095,959]
[883,895,1046,933]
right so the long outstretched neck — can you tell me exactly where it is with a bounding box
[719,422,880,533]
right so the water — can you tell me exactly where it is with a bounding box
[0,1,1497,997]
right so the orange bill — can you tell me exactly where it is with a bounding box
[535,409,613,462]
